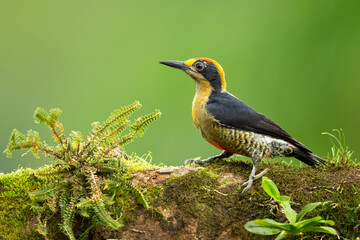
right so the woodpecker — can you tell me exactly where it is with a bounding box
[160,58,325,194]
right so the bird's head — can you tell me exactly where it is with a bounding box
[160,58,226,92]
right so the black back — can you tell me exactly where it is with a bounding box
[206,91,311,153]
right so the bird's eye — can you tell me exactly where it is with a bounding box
[194,61,205,71]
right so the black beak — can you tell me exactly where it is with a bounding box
[159,60,189,71]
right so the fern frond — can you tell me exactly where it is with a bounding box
[50,121,66,145]
[26,130,42,158]
[79,206,91,218]
[29,185,60,201]
[34,165,68,180]
[131,109,161,137]
[92,199,123,229]
[81,102,142,155]
[86,120,130,158]
[102,193,115,206]
[94,101,141,135]
[33,107,51,125]
[70,131,83,152]
[86,168,102,200]
[76,198,93,209]
[4,129,26,158]
[102,109,161,156]
[109,165,149,210]
[34,108,67,146]
[102,158,123,173]
[48,108,62,125]
[59,195,76,240]
[111,132,137,151]
[91,121,101,129]
[121,179,150,210]
[37,143,65,160]
[4,129,42,158]
[34,107,61,125]
[135,187,150,210]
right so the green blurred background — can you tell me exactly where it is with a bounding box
[1,1,359,173]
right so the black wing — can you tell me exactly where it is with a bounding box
[206,91,310,152]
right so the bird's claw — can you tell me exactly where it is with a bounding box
[241,180,254,195]
[184,157,202,166]
[183,158,197,166]
[240,168,270,195]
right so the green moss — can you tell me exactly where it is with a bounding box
[146,185,163,203]
[156,160,360,239]
[122,152,160,173]
[316,183,360,238]
[161,169,232,235]
[1,160,359,239]
[0,168,43,239]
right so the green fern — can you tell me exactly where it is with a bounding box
[92,199,124,229]
[59,195,76,240]
[4,101,161,240]
[34,165,70,181]
[34,108,67,146]
[29,185,60,201]
[5,129,42,158]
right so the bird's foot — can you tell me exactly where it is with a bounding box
[183,156,218,166]
[184,151,233,167]
[183,158,198,166]
[241,168,270,195]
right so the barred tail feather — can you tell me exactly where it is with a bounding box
[291,147,326,167]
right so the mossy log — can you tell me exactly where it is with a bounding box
[1,160,360,240]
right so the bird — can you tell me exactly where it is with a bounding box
[159,57,325,194]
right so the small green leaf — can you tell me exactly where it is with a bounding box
[262,177,281,200]
[280,201,297,223]
[294,216,322,230]
[244,221,282,235]
[254,219,292,231]
[296,202,321,221]
[319,219,335,226]
[277,195,290,202]
[306,226,337,235]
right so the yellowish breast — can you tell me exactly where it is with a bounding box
[192,81,212,131]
